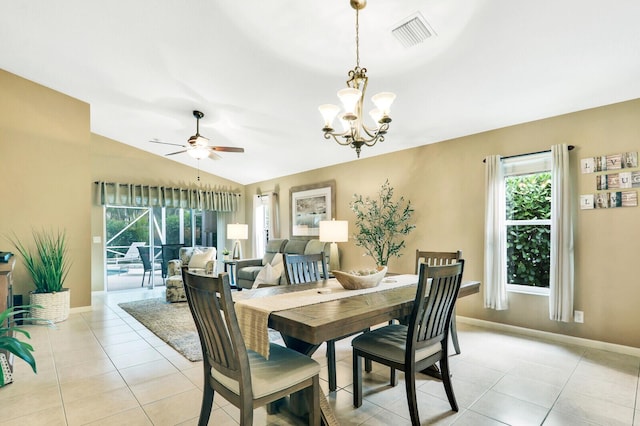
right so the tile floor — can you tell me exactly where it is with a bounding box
[1,287,639,425]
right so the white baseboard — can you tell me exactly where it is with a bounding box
[457,316,640,358]
[69,305,92,313]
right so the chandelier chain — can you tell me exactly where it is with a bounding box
[355,8,360,68]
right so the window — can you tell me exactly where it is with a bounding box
[503,153,552,295]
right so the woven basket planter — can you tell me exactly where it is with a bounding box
[29,289,70,323]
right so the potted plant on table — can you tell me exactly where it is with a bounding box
[9,229,71,323]
[350,180,415,268]
[222,248,230,261]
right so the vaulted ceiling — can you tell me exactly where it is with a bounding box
[2,1,640,184]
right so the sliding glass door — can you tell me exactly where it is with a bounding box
[104,206,218,291]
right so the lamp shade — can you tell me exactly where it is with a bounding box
[319,220,348,243]
[227,223,248,240]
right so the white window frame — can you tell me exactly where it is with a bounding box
[503,152,552,296]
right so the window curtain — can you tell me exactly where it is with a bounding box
[484,155,509,310]
[269,193,280,239]
[95,181,241,212]
[252,193,280,258]
[549,144,574,321]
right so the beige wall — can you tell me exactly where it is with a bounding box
[245,98,640,348]
[90,134,246,292]
[0,69,92,307]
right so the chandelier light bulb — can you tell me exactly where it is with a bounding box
[369,108,383,127]
[337,88,362,119]
[319,104,341,128]
[371,92,396,116]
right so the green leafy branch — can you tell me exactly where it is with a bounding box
[349,180,415,267]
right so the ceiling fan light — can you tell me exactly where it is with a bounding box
[337,88,362,118]
[187,146,210,159]
[319,104,341,128]
[371,92,396,116]
[194,135,209,147]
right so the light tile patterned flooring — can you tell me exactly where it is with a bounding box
[1,287,639,425]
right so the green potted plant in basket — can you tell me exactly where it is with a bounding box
[222,247,230,261]
[350,180,416,268]
[9,229,72,323]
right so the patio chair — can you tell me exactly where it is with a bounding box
[137,246,161,287]
[182,270,321,426]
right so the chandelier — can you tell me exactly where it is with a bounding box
[319,0,396,158]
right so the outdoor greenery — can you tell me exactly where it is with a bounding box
[505,172,551,287]
[10,229,71,293]
[350,180,415,267]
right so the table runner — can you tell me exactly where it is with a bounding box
[233,274,418,359]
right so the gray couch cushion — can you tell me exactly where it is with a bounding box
[304,240,328,255]
[262,239,288,265]
[237,265,264,281]
[283,239,309,254]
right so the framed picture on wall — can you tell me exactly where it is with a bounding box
[289,180,336,237]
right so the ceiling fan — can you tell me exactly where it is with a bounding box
[149,110,245,160]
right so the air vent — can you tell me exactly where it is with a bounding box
[391,12,435,48]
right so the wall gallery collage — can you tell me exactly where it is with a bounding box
[580,151,639,209]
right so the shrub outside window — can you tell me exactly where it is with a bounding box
[503,154,552,295]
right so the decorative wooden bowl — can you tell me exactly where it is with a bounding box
[332,267,388,290]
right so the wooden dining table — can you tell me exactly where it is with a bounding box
[233,275,481,425]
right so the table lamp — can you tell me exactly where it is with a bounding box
[319,219,348,271]
[227,223,248,260]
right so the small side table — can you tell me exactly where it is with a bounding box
[223,260,239,290]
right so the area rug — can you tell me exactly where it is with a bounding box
[118,298,281,362]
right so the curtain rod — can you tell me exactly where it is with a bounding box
[482,145,574,163]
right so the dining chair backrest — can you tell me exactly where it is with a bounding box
[408,260,465,351]
[414,250,462,274]
[182,270,252,398]
[283,252,327,285]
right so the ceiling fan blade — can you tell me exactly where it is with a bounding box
[165,149,187,156]
[149,139,184,147]
[208,151,222,161]
[211,146,245,153]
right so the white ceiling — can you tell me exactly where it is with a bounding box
[2,1,640,185]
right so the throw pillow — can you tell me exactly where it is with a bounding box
[189,247,216,269]
[253,261,285,288]
[270,252,283,266]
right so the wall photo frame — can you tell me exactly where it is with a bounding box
[289,180,336,238]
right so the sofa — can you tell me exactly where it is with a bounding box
[165,246,216,302]
[235,238,330,290]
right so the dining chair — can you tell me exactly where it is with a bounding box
[415,249,463,354]
[182,269,321,426]
[352,260,465,426]
[283,252,370,392]
[283,252,327,284]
